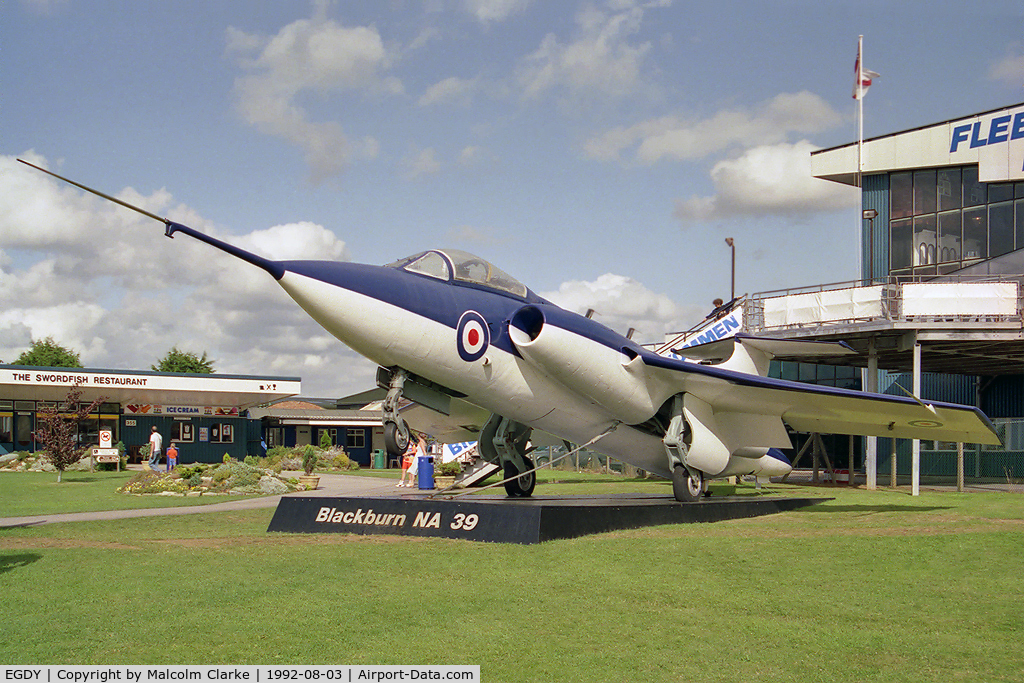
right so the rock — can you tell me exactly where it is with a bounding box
[258,475,290,495]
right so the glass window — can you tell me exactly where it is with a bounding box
[891,172,913,219]
[347,428,365,449]
[963,167,986,207]
[913,214,937,265]
[989,183,1014,203]
[0,413,13,449]
[890,218,914,271]
[779,362,798,381]
[938,211,961,265]
[1016,199,1024,251]
[15,413,33,449]
[172,421,194,442]
[403,252,451,281]
[937,169,962,210]
[1016,182,1024,199]
[445,250,528,297]
[798,363,816,381]
[913,170,937,214]
[836,365,858,379]
[209,423,233,444]
[266,427,284,448]
[990,203,1014,257]
[963,206,988,260]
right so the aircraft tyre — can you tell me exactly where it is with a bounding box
[504,457,536,497]
[384,421,410,458]
[672,465,703,503]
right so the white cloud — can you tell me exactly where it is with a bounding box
[226,3,402,181]
[418,76,478,107]
[672,140,859,221]
[585,92,843,163]
[516,1,662,105]
[463,0,533,23]
[541,273,703,342]
[1,153,373,397]
[989,48,1024,86]
[401,147,442,179]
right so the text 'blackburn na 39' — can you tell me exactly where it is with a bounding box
[20,159,1002,502]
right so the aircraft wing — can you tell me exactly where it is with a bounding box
[399,396,492,443]
[640,352,1001,446]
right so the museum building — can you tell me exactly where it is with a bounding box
[769,102,1024,480]
[0,364,301,463]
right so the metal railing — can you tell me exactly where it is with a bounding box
[744,273,1023,333]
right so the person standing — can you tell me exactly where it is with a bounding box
[408,433,427,489]
[166,441,178,472]
[148,425,162,471]
[398,439,416,487]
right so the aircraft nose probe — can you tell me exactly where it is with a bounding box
[16,158,285,280]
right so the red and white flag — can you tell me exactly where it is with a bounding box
[853,40,880,99]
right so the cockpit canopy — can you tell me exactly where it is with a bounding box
[388,249,528,298]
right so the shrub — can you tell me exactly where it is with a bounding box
[280,456,303,471]
[331,451,351,470]
[265,446,291,465]
[117,471,187,495]
[319,431,333,450]
[436,460,461,477]
[302,445,318,476]
[244,455,258,467]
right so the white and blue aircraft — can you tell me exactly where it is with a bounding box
[20,160,1001,502]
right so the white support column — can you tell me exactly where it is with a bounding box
[865,339,878,490]
[912,341,922,497]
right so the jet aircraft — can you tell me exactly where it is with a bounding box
[19,159,1002,502]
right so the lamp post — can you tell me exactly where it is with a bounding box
[724,237,735,301]
[862,209,877,284]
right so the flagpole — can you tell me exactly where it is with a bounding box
[857,35,865,282]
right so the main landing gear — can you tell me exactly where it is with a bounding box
[663,395,707,503]
[382,369,411,459]
[479,413,536,497]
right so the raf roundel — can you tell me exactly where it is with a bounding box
[456,310,490,362]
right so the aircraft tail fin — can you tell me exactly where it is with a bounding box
[672,334,858,377]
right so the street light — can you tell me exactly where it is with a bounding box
[862,209,878,283]
[724,237,735,301]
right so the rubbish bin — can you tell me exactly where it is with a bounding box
[372,449,385,469]
[417,455,434,490]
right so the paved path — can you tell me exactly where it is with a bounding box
[0,473,411,528]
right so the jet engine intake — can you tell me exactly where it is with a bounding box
[508,304,659,424]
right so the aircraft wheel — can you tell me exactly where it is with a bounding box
[672,465,703,503]
[504,457,536,497]
[384,421,410,458]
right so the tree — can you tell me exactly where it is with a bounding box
[13,337,83,368]
[152,347,215,374]
[36,383,105,482]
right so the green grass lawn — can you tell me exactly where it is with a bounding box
[1,473,1022,682]
[0,470,271,516]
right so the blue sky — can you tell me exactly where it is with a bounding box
[3,0,1023,397]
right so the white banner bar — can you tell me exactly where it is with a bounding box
[0,666,480,683]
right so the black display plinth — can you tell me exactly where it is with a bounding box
[267,493,827,544]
